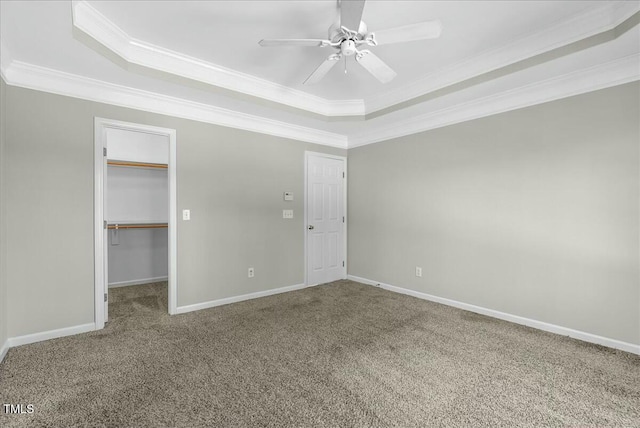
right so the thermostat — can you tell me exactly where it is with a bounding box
[284,192,294,201]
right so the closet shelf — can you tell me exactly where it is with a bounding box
[107,160,168,169]
[107,222,168,230]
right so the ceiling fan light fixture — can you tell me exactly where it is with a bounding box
[340,39,357,56]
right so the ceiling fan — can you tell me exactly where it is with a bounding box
[258,0,442,85]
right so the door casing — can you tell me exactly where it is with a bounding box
[94,118,177,329]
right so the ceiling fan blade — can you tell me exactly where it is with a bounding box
[259,39,332,47]
[372,21,443,45]
[340,0,366,31]
[304,54,342,85]
[355,50,397,83]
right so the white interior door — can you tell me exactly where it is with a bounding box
[306,153,346,285]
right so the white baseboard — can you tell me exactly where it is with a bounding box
[347,275,640,355]
[5,282,311,351]
[8,323,96,348]
[176,283,308,315]
[0,339,9,364]
[109,276,168,288]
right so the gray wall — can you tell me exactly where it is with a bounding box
[0,77,7,349]
[4,85,344,337]
[108,229,168,285]
[175,118,345,305]
[348,82,640,345]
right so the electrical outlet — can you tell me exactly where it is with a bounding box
[415,267,422,277]
[248,267,254,278]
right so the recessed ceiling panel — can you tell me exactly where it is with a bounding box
[89,1,609,99]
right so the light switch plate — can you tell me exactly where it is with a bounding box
[182,209,191,221]
[283,209,293,219]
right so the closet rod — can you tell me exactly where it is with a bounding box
[107,160,168,169]
[107,223,168,230]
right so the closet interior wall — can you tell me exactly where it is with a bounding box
[106,127,169,288]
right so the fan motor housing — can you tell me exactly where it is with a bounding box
[329,21,368,41]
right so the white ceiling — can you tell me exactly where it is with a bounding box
[88,0,602,99]
[1,1,638,148]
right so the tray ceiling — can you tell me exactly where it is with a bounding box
[1,1,638,148]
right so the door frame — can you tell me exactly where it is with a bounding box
[304,151,347,286]
[94,118,178,329]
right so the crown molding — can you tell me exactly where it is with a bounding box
[1,60,348,148]
[349,54,640,148]
[2,53,636,151]
[71,0,364,118]
[363,1,640,114]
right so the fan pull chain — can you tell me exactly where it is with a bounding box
[344,56,348,74]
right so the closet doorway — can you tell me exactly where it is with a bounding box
[94,118,177,329]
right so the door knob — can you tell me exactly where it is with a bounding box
[308,225,314,230]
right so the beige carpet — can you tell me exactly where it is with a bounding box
[1,280,638,427]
